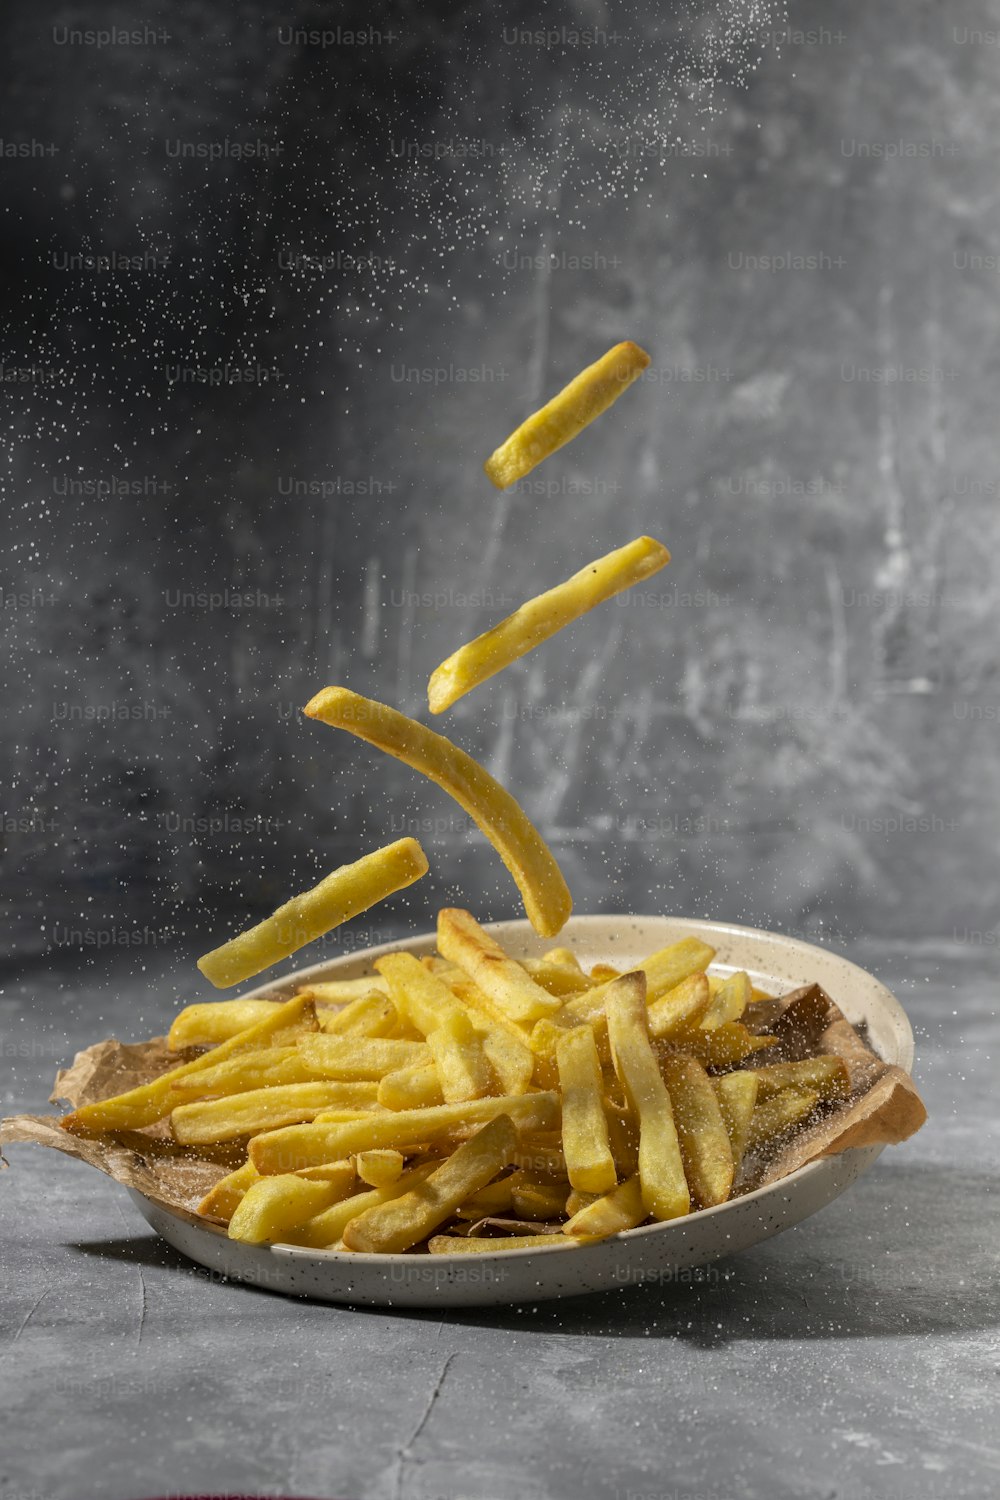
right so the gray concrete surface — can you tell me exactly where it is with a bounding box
[1,936,996,1500]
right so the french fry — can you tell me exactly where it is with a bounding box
[63,994,317,1135]
[228,1171,355,1244]
[295,1159,358,1186]
[659,1054,734,1208]
[520,962,592,998]
[540,947,589,976]
[303,689,571,937]
[427,1012,496,1102]
[647,973,711,1040]
[605,974,690,1222]
[454,1177,516,1220]
[197,1158,260,1221]
[342,1115,518,1254]
[355,1149,405,1187]
[379,961,525,1092]
[565,1188,600,1217]
[748,1056,851,1102]
[377,1063,445,1111]
[483,340,651,489]
[563,1174,647,1238]
[296,1034,430,1080]
[250,1091,560,1174]
[589,964,621,983]
[663,1024,777,1069]
[290,1163,437,1248]
[555,937,717,1030]
[197,839,429,988]
[512,1144,567,1177]
[746,1088,820,1153]
[711,1072,759,1169]
[701,970,751,1030]
[476,1024,534,1096]
[447,977,535,1047]
[317,991,399,1038]
[604,1099,640,1177]
[168,1045,319,1101]
[298,977,388,1006]
[427,536,670,713]
[556,1025,617,1194]
[437,908,561,1024]
[510,1175,569,1222]
[172,1081,380,1145]
[429,1233,585,1253]
[168,999,279,1051]
[375,951,463,1035]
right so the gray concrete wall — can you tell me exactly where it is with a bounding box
[3,0,998,966]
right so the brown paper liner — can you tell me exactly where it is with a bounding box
[737,984,927,1191]
[1,984,927,1225]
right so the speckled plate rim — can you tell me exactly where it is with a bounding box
[131,916,915,1273]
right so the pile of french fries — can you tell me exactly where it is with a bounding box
[64,910,851,1256]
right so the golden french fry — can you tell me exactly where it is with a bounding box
[540,947,588,976]
[250,1091,560,1174]
[172,1081,380,1145]
[589,964,621,983]
[168,1046,318,1101]
[512,1145,567,1177]
[453,1178,517,1220]
[198,1158,260,1221]
[375,951,463,1034]
[303,689,571,937]
[666,1024,777,1069]
[563,1174,647,1238]
[427,1011,496,1102]
[447,977,535,1046]
[429,1233,585,1253]
[290,1163,437,1248]
[710,1071,759,1169]
[427,536,670,713]
[749,1056,851,1102]
[555,937,717,1029]
[295,1159,358,1186]
[168,999,280,1051]
[342,1115,518,1254]
[437,908,561,1024]
[317,991,399,1038]
[701,970,751,1030]
[355,1149,405,1187]
[475,1023,534,1096]
[510,1175,569,1222]
[647,972,711,1040]
[659,1054,734,1208]
[746,1088,820,1153]
[483,341,651,489]
[296,1034,429,1080]
[63,994,317,1135]
[520,963,591,998]
[298,977,388,1006]
[197,839,429,989]
[604,1099,640,1177]
[378,956,508,1095]
[605,973,689,1222]
[228,1171,355,1244]
[556,1025,617,1194]
[377,1063,445,1111]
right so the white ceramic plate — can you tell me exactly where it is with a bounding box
[128,916,915,1307]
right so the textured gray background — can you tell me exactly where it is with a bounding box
[3,0,999,962]
[2,2,998,1498]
